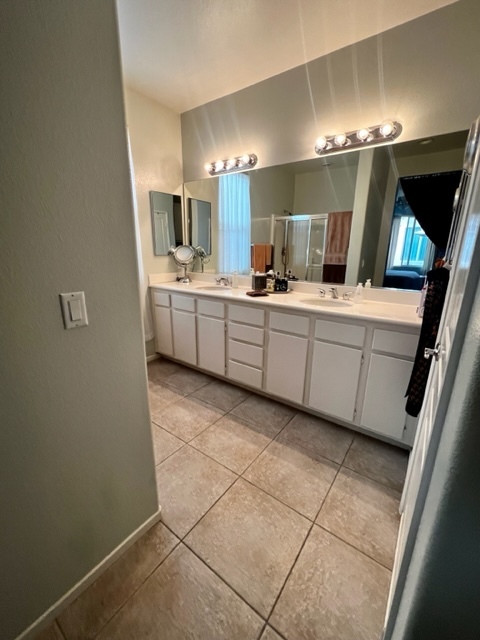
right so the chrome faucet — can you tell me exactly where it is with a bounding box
[318,288,326,297]
[329,287,339,299]
[215,276,231,287]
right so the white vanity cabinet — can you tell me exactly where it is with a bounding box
[151,285,421,447]
[227,304,265,390]
[197,299,226,376]
[152,291,173,356]
[361,329,417,442]
[171,294,197,365]
[308,319,365,422]
[265,311,309,404]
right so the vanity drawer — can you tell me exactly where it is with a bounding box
[229,304,265,326]
[228,360,263,389]
[314,319,365,348]
[153,291,170,307]
[270,311,309,336]
[373,329,418,359]
[197,299,225,318]
[229,339,264,368]
[229,322,264,346]
[171,294,195,312]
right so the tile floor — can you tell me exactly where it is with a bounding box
[36,358,409,640]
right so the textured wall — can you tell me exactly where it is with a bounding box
[181,0,480,182]
[0,2,158,638]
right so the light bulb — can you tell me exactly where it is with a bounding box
[241,154,250,165]
[214,160,225,172]
[226,158,236,170]
[204,162,213,172]
[315,136,328,150]
[357,128,370,141]
[380,121,396,137]
[334,133,348,146]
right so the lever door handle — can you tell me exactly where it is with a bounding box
[424,344,442,361]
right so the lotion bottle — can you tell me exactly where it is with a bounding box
[354,282,364,304]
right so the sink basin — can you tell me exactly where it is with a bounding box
[301,297,353,308]
[195,285,232,291]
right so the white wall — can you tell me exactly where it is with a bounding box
[250,166,295,244]
[181,0,480,181]
[124,88,183,355]
[293,164,357,215]
[0,2,158,638]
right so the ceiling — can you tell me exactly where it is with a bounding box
[116,0,458,114]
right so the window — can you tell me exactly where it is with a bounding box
[218,172,251,273]
[386,186,434,276]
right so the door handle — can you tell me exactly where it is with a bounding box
[424,343,442,361]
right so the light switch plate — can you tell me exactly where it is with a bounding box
[59,292,88,329]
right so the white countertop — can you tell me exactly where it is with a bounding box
[150,281,422,328]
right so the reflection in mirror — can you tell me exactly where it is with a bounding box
[150,191,182,256]
[188,198,211,254]
[184,130,468,289]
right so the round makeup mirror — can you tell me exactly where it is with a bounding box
[169,244,196,283]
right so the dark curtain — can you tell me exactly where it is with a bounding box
[400,171,462,251]
[405,266,450,417]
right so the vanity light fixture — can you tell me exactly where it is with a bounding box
[204,153,258,175]
[314,120,402,156]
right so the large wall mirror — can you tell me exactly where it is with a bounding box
[150,191,183,256]
[184,129,468,289]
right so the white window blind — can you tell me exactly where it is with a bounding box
[218,172,251,274]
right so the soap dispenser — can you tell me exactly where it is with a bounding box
[354,283,364,304]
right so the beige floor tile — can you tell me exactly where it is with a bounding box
[260,626,284,640]
[151,424,183,465]
[317,468,401,568]
[270,525,391,640]
[278,412,353,464]
[343,433,409,492]
[185,478,310,618]
[58,522,178,640]
[155,446,236,537]
[147,358,180,382]
[148,381,184,414]
[190,414,275,474]
[153,396,224,442]
[230,394,296,434]
[192,379,250,412]
[96,544,263,640]
[34,622,64,640]
[163,367,213,394]
[244,439,338,520]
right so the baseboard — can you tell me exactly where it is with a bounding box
[16,508,162,640]
[146,354,159,362]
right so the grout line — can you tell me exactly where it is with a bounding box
[87,538,182,640]
[314,440,352,522]
[54,619,67,640]
[341,459,405,494]
[263,448,350,632]
[240,476,314,523]
[314,523,394,573]
[180,539,269,623]
[154,440,187,468]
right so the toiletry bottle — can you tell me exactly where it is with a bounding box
[354,282,364,304]
[365,278,372,288]
[232,271,238,289]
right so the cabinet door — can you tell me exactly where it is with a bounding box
[172,310,197,365]
[154,305,173,356]
[197,315,225,375]
[309,341,362,422]
[266,332,308,404]
[361,354,413,439]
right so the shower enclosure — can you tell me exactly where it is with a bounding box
[273,214,328,282]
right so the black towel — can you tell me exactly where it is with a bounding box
[406,267,450,417]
